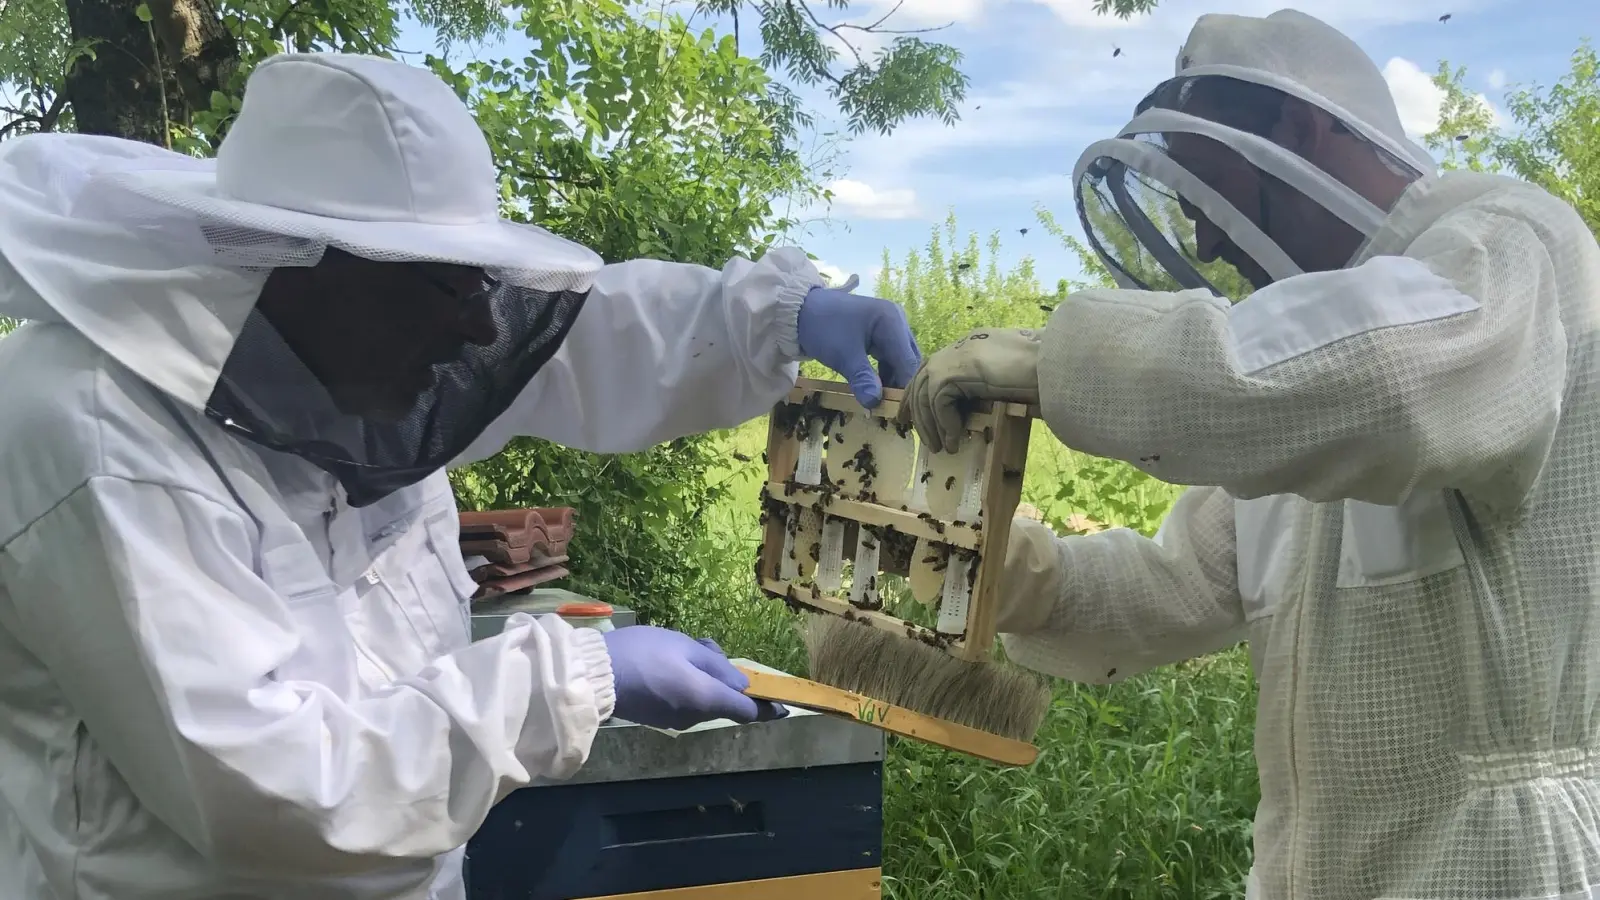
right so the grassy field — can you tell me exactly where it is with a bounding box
[675,418,1261,900]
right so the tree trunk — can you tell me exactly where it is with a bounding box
[62,0,178,144]
[145,0,239,117]
[62,0,239,147]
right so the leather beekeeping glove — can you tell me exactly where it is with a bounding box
[897,328,1041,454]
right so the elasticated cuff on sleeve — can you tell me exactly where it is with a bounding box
[568,626,617,723]
[758,246,821,362]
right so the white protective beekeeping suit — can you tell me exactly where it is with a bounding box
[995,9,1600,900]
[0,54,823,899]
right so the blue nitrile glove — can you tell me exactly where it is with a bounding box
[796,273,922,409]
[602,626,788,731]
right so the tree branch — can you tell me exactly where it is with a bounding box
[791,0,861,68]
[838,0,950,35]
[0,116,35,140]
[268,0,315,34]
[3,61,77,139]
[785,0,953,86]
[518,170,602,189]
[3,88,75,140]
[39,88,69,131]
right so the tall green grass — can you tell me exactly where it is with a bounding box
[679,419,1260,899]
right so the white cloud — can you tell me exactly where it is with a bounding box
[1382,57,1449,136]
[813,260,850,285]
[827,179,921,219]
[1487,68,1507,90]
[804,259,886,290]
[1382,56,1500,138]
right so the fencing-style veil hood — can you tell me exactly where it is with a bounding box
[1071,9,1438,300]
[0,53,603,506]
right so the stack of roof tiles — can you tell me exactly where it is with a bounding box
[458,507,576,602]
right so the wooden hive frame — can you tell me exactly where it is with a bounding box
[756,377,1036,664]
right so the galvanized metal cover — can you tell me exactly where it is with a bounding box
[528,659,886,786]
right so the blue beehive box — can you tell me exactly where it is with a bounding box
[463,658,887,899]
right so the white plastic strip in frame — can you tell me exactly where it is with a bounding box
[814,516,847,592]
[936,554,973,635]
[849,528,881,608]
[907,441,932,512]
[796,417,826,485]
[955,440,987,522]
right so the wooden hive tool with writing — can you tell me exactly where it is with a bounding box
[741,377,1052,767]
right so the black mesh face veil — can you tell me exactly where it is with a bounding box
[206,275,588,508]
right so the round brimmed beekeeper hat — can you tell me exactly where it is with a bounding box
[1069,8,1439,299]
[117,52,602,284]
[0,52,606,506]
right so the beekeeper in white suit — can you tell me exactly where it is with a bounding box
[0,53,921,899]
[903,9,1600,900]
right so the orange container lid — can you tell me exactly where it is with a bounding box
[556,601,614,618]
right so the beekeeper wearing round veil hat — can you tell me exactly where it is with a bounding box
[900,8,1600,900]
[0,52,921,898]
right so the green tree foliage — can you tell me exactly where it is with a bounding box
[1426,41,1599,237]
[430,1,817,265]
[0,0,75,138]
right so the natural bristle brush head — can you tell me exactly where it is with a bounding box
[802,615,1053,744]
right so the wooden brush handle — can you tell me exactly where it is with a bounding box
[737,667,1039,768]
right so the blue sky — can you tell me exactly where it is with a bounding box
[400,0,1595,290]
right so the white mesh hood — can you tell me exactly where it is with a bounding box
[1071,9,1439,300]
[0,53,608,506]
